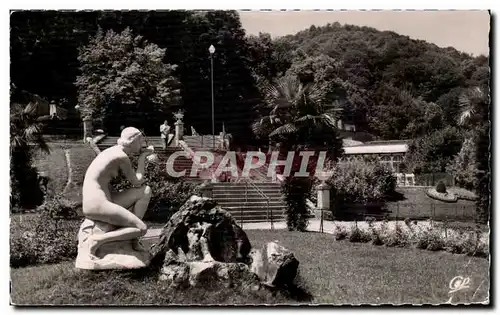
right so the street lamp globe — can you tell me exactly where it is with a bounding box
[208,45,215,54]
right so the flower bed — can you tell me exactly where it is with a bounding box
[426,188,458,202]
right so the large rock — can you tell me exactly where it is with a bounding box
[153,195,298,291]
[150,195,251,264]
[75,219,150,270]
[249,241,299,288]
[159,249,261,290]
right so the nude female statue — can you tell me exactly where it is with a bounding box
[82,127,155,257]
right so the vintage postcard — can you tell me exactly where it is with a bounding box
[9,9,491,306]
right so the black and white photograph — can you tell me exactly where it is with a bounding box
[8,7,491,306]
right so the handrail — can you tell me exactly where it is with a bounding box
[241,177,273,230]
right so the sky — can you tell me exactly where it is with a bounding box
[239,10,490,56]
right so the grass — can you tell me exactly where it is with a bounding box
[385,187,476,221]
[32,146,68,199]
[63,146,96,202]
[10,229,490,305]
[33,141,96,203]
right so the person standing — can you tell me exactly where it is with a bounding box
[160,120,171,149]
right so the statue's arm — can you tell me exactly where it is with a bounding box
[119,156,146,187]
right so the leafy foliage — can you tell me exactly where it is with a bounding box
[405,126,463,174]
[110,161,200,222]
[75,27,181,134]
[436,181,447,194]
[281,177,313,232]
[37,194,80,220]
[456,85,491,224]
[252,75,343,157]
[10,214,80,267]
[446,136,478,190]
[10,86,51,209]
[327,158,396,205]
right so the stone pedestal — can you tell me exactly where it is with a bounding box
[174,121,184,146]
[83,118,93,143]
[317,182,331,232]
[317,182,330,210]
[75,219,151,270]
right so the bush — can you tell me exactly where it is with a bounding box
[10,214,80,267]
[348,223,371,243]
[436,180,447,193]
[281,177,312,232]
[383,223,409,247]
[111,161,201,222]
[37,194,80,219]
[416,229,445,251]
[333,224,348,241]
[326,159,396,218]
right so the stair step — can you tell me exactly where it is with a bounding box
[216,198,284,203]
[212,186,281,190]
[221,205,286,212]
[211,184,281,187]
[213,194,283,199]
[224,210,285,216]
[218,203,285,208]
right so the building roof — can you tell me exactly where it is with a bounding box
[343,141,409,155]
[342,139,364,147]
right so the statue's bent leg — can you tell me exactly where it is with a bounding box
[111,186,152,252]
[85,201,148,256]
[112,185,152,220]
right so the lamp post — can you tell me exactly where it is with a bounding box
[209,44,215,149]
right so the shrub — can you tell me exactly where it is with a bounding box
[281,176,312,232]
[333,224,348,241]
[37,194,80,219]
[446,136,478,191]
[111,161,200,222]
[436,180,447,193]
[384,223,409,247]
[417,229,445,251]
[327,159,396,218]
[370,227,385,246]
[348,223,371,243]
[10,214,80,267]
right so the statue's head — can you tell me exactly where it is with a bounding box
[117,127,144,154]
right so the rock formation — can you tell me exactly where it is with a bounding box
[150,195,299,291]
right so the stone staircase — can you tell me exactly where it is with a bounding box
[183,135,223,150]
[211,182,286,223]
[95,136,205,183]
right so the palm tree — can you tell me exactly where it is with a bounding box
[456,85,490,223]
[252,75,343,157]
[251,75,344,231]
[10,86,51,208]
[457,86,489,127]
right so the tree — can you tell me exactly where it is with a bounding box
[75,27,181,134]
[446,136,478,190]
[252,75,344,232]
[405,126,463,174]
[10,85,51,209]
[252,75,343,157]
[457,85,490,224]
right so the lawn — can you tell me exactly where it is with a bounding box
[10,229,490,305]
[33,145,68,199]
[386,187,476,221]
[33,141,96,202]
